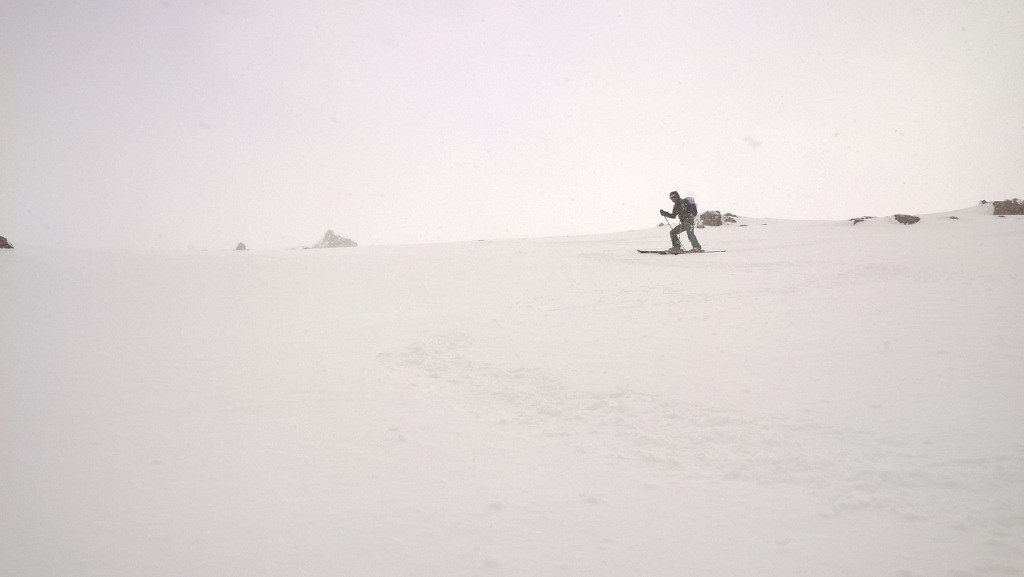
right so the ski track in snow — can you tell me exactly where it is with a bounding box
[379,333,1024,539]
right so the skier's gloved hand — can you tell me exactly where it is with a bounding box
[660,210,670,217]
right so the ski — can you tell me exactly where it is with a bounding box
[637,249,726,255]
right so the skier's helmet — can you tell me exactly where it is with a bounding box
[669,191,680,200]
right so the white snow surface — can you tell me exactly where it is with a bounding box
[3,207,1023,577]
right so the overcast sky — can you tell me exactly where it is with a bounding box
[2,0,1022,250]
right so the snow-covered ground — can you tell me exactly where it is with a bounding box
[3,205,1023,577]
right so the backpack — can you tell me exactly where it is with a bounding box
[684,197,698,217]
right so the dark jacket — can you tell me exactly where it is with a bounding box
[662,198,697,222]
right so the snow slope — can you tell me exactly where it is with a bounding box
[3,207,1023,577]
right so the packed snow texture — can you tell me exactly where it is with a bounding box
[2,206,1023,576]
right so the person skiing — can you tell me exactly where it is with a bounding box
[660,191,703,253]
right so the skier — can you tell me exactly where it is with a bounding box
[660,191,703,253]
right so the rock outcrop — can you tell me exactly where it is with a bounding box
[235,242,247,251]
[850,216,876,225]
[894,214,921,225]
[0,235,12,249]
[993,199,1024,215]
[700,211,723,227]
[313,230,357,248]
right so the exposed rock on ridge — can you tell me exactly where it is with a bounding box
[700,211,723,227]
[993,199,1023,216]
[894,214,921,225]
[313,230,357,248]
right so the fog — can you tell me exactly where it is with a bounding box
[2,0,1022,250]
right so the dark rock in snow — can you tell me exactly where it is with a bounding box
[313,230,357,248]
[850,216,876,225]
[0,235,12,249]
[700,211,723,227]
[993,199,1024,216]
[894,214,921,225]
[235,242,247,251]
